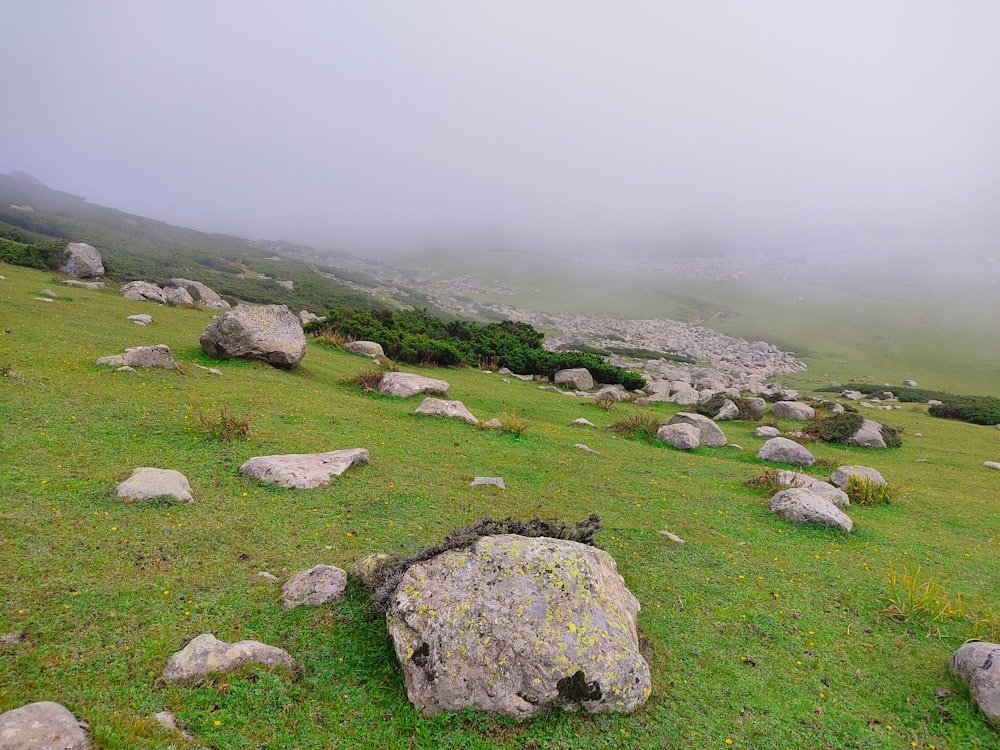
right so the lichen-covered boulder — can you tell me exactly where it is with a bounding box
[656,422,701,450]
[117,467,193,503]
[757,437,815,466]
[200,304,306,368]
[165,278,230,310]
[413,397,479,425]
[662,412,726,447]
[0,701,91,750]
[769,487,853,532]
[951,641,1000,726]
[282,565,348,609]
[121,280,166,303]
[162,633,297,684]
[554,368,594,391]
[772,400,816,420]
[239,449,369,489]
[59,242,104,278]
[378,372,449,397]
[343,340,385,358]
[386,534,651,717]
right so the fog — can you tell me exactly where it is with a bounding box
[2,1,999,257]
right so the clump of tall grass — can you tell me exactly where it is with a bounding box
[883,565,964,624]
[198,403,254,441]
[845,474,897,505]
[607,413,660,442]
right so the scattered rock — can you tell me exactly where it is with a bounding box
[772,400,816,420]
[470,477,506,489]
[554,367,594,391]
[238,449,369,489]
[951,641,1000,726]
[127,314,152,326]
[414,397,478,425]
[830,465,886,488]
[195,364,223,376]
[662,412,727,447]
[161,633,298,684]
[574,444,598,454]
[121,280,166,303]
[774,470,849,507]
[282,565,348,609]
[165,278,230,310]
[122,344,178,369]
[0,701,91,750]
[769,488,853,532]
[756,437,815,467]
[351,553,392,589]
[162,285,194,306]
[983,461,1000,471]
[117,467,194,503]
[385,534,651,717]
[656,422,701,450]
[200,304,307,368]
[343,340,386,358]
[60,242,105,278]
[572,418,596,428]
[257,571,279,582]
[902,379,918,387]
[754,426,780,438]
[843,419,888,449]
[377,372,449,398]
[657,530,685,543]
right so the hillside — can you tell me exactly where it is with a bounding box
[1,262,999,748]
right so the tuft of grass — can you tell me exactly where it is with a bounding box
[844,474,897,506]
[883,565,964,624]
[197,403,254,441]
[586,394,617,411]
[315,331,346,348]
[745,468,784,494]
[496,411,529,437]
[607,412,660,442]
[347,367,386,392]
[967,608,1000,642]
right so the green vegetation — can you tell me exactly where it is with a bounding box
[844,475,897,506]
[2,262,1000,748]
[803,410,864,442]
[606,412,662,443]
[307,307,647,389]
[694,395,764,421]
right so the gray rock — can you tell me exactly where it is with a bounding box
[60,242,104,278]
[114,365,137,374]
[756,437,815,466]
[469,477,506,489]
[351,553,392,590]
[95,354,124,367]
[984,461,1000,471]
[298,310,320,325]
[657,530,685,543]
[830,465,886,488]
[769,488,853,532]
[165,278,230,310]
[239,449,369,489]
[282,564,348,609]
[377,372,449,398]
[656,422,701,450]
[127,314,152,325]
[571,418,596,428]
[0,701,91,750]
[386,534,650,717]
[574,444,598,454]
[39,289,58,298]
[120,280,166,303]
[162,633,298,684]
[200,304,307,368]
[662,412,727,447]
[591,386,624,402]
[195,364,222,376]
[122,344,178,370]
[117,467,193,503]
[902,379,918,387]
[928,399,943,406]
[951,641,1000,726]
[632,397,650,406]
[257,571,279,581]
[842,390,864,401]
[774,471,849,507]
[670,385,700,405]
[553,367,595,391]
[32,296,54,302]
[414,397,478,425]
[162,285,194,306]
[61,279,105,290]
[713,399,740,421]
[843,419,888,449]
[754,426,780,438]
[746,397,767,415]
[0,632,26,645]
[831,403,845,414]
[772,400,816,420]
[481,418,503,428]
[343,340,386,358]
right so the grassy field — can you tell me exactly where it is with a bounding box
[2,263,999,749]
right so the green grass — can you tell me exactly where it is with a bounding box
[2,263,1000,748]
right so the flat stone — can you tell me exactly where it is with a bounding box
[470,477,506,489]
[238,449,369,489]
[282,565,348,609]
[162,633,298,684]
[378,372,450,398]
[117,467,193,503]
[0,701,91,749]
[414,397,478,424]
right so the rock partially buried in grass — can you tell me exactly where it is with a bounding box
[96,344,179,370]
[469,476,505,489]
[282,565,348,609]
[117,467,193,503]
[830,465,886,488]
[769,487,853,532]
[0,701,91,750]
[661,412,727,447]
[162,633,298,684]
[951,641,1000,726]
[377,372,449,397]
[656,422,701,450]
[775,471,850,507]
[413,397,478,425]
[386,534,651,717]
[238,449,369,489]
[757,437,815,467]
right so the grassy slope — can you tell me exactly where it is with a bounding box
[2,263,999,749]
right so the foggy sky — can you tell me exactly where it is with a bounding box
[2,1,999,255]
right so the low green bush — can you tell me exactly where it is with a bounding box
[803,411,864,442]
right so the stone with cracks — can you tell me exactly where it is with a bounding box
[239,449,369,489]
[754,426,780,438]
[769,488,853,532]
[772,400,816,420]
[775,471,849,507]
[123,344,178,369]
[59,242,104,278]
[120,280,166,303]
[162,285,194,306]
[200,304,306,368]
[830,465,886,488]
[165,278,230,310]
[117,467,193,503]
[414,397,479,425]
[662,412,727,447]
[713,399,740,421]
[127,314,152,326]
[386,534,651,717]
[757,437,815,466]
[162,633,297,684]
[554,367,594,391]
[343,340,385,358]
[0,701,91,750]
[282,564,348,609]
[843,419,888,449]
[656,423,701,450]
[951,641,1000,726]
[377,372,449,398]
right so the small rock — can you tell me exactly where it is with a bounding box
[757,437,815,467]
[0,632,26,645]
[754,426,780,438]
[482,418,502,428]
[117,467,193,503]
[983,461,1000,471]
[470,477,506,489]
[657,530,686,543]
[574,444,598,454]
[127,314,152,325]
[115,366,137,374]
[162,633,298,684]
[282,565,348,609]
[572,418,596,428]
[414,397,478,425]
[0,701,91,750]
[830,465,886,488]
[239,449,369,489]
[772,401,816,420]
[257,571,279,581]
[343,340,385,358]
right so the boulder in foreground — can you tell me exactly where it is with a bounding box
[0,701,91,750]
[239,449,369,489]
[200,304,306,369]
[117,467,193,503]
[951,641,1000,726]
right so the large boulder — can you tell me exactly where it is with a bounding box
[162,633,297,684]
[656,423,701,450]
[830,465,886,488]
[774,470,849,507]
[59,242,104,278]
[756,437,815,466]
[951,641,1000,726]
[662,412,727,447]
[0,701,91,749]
[769,488,853,532]
[121,280,166,303]
[713,399,740,421]
[843,419,888,449]
[414,397,479,425]
[670,385,700,405]
[200,304,307,368]
[282,565,348,609]
[554,368,594,391]
[117,467,193,503]
[343,340,386,358]
[772,400,816,420]
[239,449,369,489]
[377,372,449,398]
[161,285,194,306]
[386,534,651,717]
[165,278,230,310]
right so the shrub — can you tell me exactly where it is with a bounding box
[879,423,903,448]
[928,396,1000,426]
[198,403,253,441]
[496,411,529,438]
[0,237,68,270]
[745,468,785,494]
[695,395,762,421]
[803,411,864,442]
[348,368,385,392]
[845,475,896,505]
[315,331,345,348]
[607,413,660,442]
[968,608,1000,642]
[883,565,964,624]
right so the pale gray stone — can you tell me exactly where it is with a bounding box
[769,488,853,532]
[282,565,348,609]
[161,633,297,684]
[571,418,596,427]
[713,399,740,421]
[657,530,685,543]
[774,471,849,507]
[62,279,105,290]
[902,379,918,387]
[670,386,700,405]
[0,632,26,645]
[830,465,887,488]
[554,367,594,391]
[951,641,1000,725]
[591,386,623,402]
[95,354,124,367]
[60,242,104,278]
[831,403,845,414]
[754,426,780,438]
[257,571,279,581]
[656,423,701,450]
[984,461,1000,471]
[378,372,449,398]
[756,437,815,466]
[0,701,91,750]
[122,344,178,370]
[127,314,152,325]
[195,364,222,376]
[772,400,816,420]
[114,366,137,374]
[414,397,478,424]
[482,418,503,428]
[121,280,166,303]
[239,449,369,489]
[843,419,888,449]
[162,285,194,306]
[200,304,306,368]
[165,278,230,310]
[117,467,193,503]
[662,412,727,447]
[386,534,651,717]
[39,289,58,297]
[574,444,598,454]
[470,477,506,489]
[343,340,385,358]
